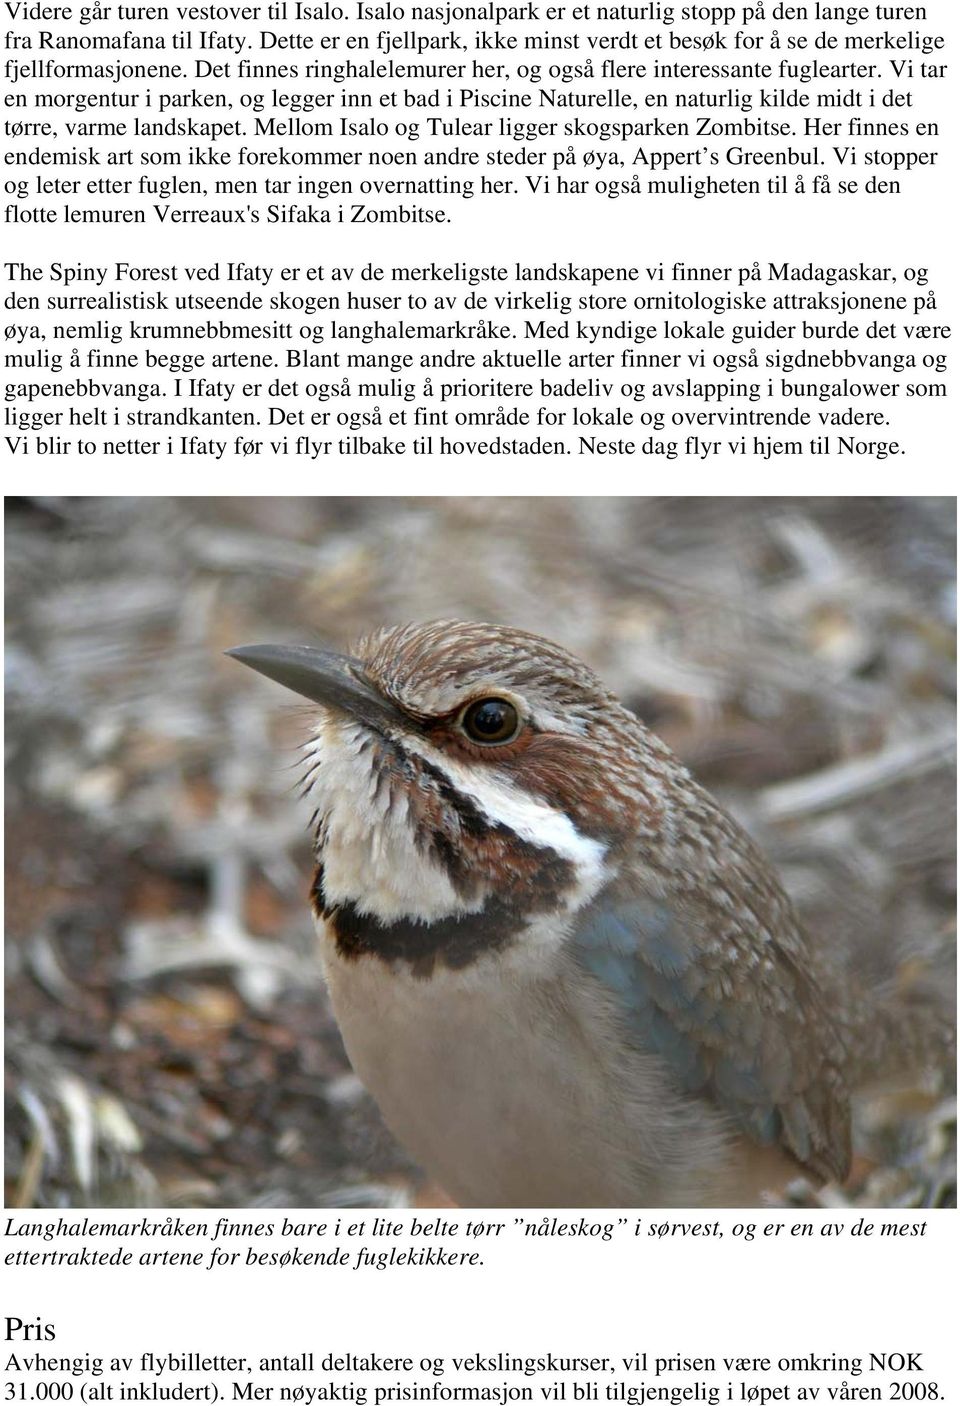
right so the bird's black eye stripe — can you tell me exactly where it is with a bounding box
[459,697,521,745]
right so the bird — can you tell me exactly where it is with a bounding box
[227,620,952,1208]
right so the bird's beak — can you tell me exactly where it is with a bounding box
[226,644,402,732]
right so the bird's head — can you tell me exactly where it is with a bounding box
[229,621,672,970]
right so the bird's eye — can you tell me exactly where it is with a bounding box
[459,697,520,745]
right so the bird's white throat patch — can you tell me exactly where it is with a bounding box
[305,719,608,925]
[305,721,461,923]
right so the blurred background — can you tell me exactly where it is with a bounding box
[4,496,956,1209]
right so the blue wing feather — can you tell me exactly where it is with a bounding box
[573,895,793,1150]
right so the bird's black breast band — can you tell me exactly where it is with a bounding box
[311,854,575,979]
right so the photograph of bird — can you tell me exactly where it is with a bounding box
[5,497,954,1209]
[228,620,954,1207]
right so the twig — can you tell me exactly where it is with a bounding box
[759,730,956,821]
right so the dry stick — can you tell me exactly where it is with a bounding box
[759,731,956,822]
